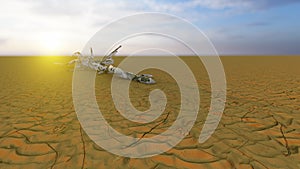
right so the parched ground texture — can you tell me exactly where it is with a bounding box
[0,56,299,169]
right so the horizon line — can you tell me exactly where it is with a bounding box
[0,54,300,57]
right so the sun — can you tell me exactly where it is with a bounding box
[40,33,62,55]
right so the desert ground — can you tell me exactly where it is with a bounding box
[0,56,299,169]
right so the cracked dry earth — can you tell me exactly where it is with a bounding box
[0,56,299,169]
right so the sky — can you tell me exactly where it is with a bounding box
[0,0,299,56]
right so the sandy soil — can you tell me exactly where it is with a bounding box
[0,56,299,169]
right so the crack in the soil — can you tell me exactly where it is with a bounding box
[270,116,291,156]
[241,106,256,122]
[214,135,270,169]
[15,130,31,143]
[262,86,292,156]
[0,124,40,139]
[279,123,291,156]
[0,111,74,139]
[237,140,249,150]
[15,130,59,169]
[233,145,269,169]
[45,143,59,169]
[125,111,171,148]
[80,126,86,169]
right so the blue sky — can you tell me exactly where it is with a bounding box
[0,0,299,55]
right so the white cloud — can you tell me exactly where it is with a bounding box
[188,0,252,9]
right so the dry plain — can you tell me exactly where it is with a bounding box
[0,56,299,169]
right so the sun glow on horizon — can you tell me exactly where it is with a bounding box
[39,33,63,56]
